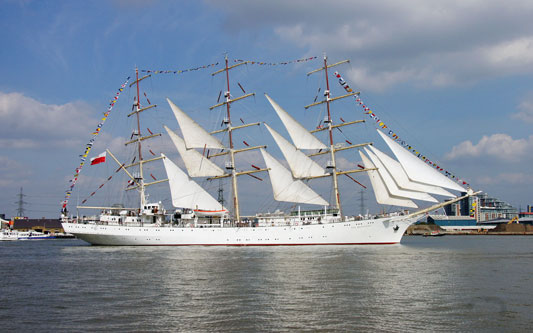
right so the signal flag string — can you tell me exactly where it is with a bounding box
[334,70,469,186]
[232,56,318,66]
[61,76,131,213]
[79,164,126,205]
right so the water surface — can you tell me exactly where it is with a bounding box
[1,236,532,331]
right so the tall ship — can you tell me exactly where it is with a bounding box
[61,55,475,246]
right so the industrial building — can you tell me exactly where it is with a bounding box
[9,218,64,234]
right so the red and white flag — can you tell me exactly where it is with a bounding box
[90,152,106,165]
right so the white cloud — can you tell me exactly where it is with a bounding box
[512,97,533,123]
[0,91,96,149]
[484,37,533,70]
[445,134,533,161]
[211,0,533,91]
[0,156,32,187]
[335,156,358,170]
[345,67,414,93]
[0,138,39,149]
[477,172,533,185]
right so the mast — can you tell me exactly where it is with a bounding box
[121,69,163,208]
[304,54,366,220]
[322,55,342,216]
[224,55,240,222]
[134,67,146,208]
[210,55,264,222]
[76,69,165,213]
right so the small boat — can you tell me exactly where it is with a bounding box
[1,230,55,240]
[0,230,18,241]
[17,231,55,240]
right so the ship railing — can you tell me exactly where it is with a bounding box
[195,223,223,228]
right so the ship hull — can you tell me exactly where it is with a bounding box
[62,216,417,246]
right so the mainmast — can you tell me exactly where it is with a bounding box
[209,55,266,221]
[322,56,342,215]
[224,56,240,222]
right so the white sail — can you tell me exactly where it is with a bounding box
[364,147,438,203]
[265,94,327,150]
[260,149,329,206]
[264,123,326,178]
[167,98,224,149]
[368,145,455,197]
[164,125,225,178]
[359,151,418,208]
[377,130,466,192]
[162,154,226,211]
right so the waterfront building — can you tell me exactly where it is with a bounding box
[523,205,533,213]
[444,192,517,223]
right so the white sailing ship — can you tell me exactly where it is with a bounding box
[61,55,476,246]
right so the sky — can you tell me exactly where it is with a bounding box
[1,0,533,219]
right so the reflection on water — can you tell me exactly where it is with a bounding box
[1,236,532,331]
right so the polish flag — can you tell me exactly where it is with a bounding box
[90,152,106,165]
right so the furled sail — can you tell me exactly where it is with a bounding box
[264,123,326,178]
[368,145,455,197]
[164,125,225,177]
[265,94,327,150]
[260,149,329,206]
[162,154,227,211]
[359,151,418,208]
[377,130,466,192]
[167,98,224,149]
[364,147,438,203]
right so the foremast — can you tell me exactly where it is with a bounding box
[124,68,163,209]
[134,68,146,207]
[74,68,165,214]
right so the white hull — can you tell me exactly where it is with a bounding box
[0,232,18,241]
[62,216,417,246]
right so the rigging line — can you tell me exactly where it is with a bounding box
[334,126,356,146]
[257,195,281,215]
[26,194,68,199]
[25,209,65,214]
[79,163,126,205]
[27,202,75,207]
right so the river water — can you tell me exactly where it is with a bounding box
[1,236,532,332]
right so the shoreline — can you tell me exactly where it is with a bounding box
[406,232,533,236]
[406,223,533,236]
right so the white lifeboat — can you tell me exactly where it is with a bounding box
[193,208,228,217]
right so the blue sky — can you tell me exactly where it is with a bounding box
[1,0,533,218]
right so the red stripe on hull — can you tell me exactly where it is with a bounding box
[91,242,399,246]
